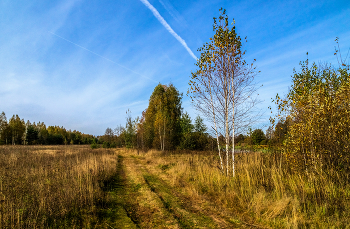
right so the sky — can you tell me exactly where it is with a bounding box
[1,0,349,136]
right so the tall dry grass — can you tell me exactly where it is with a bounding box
[142,150,350,228]
[0,145,118,228]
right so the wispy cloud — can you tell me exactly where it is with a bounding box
[158,0,185,25]
[49,32,157,83]
[139,0,197,60]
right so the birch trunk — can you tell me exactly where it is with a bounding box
[209,77,224,171]
[159,124,163,151]
[232,73,235,177]
[163,118,166,151]
[225,89,229,176]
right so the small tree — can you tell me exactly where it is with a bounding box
[194,115,207,133]
[235,134,245,145]
[8,115,26,145]
[251,129,265,145]
[104,127,114,145]
[180,112,194,134]
[26,125,39,145]
[91,139,98,149]
[0,112,7,144]
[125,110,138,148]
[114,124,125,147]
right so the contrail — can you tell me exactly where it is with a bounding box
[49,31,157,83]
[139,0,197,60]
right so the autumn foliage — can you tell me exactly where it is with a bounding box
[273,58,350,173]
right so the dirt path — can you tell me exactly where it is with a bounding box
[97,155,138,228]
[98,150,255,228]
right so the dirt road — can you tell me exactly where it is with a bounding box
[99,150,254,229]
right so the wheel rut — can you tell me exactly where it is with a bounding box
[129,155,223,228]
[116,151,257,228]
[99,155,139,229]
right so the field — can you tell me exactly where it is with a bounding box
[1,145,350,228]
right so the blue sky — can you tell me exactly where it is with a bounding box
[1,0,349,135]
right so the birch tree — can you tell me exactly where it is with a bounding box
[143,83,182,150]
[188,8,259,176]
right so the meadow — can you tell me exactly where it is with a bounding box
[1,145,350,228]
[0,145,119,228]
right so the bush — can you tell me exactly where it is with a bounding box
[90,142,99,149]
[274,60,350,173]
[180,132,209,151]
[102,142,110,148]
[251,129,266,145]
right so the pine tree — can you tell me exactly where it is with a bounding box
[194,115,207,133]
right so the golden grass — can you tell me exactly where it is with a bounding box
[0,145,118,228]
[135,149,350,228]
[2,145,349,228]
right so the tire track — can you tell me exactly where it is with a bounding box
[100,155,139,228]
[122,154,180,228]
[121,152,260,228]
[129,156,220,228]
[130,154,254,229]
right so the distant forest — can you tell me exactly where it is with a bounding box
[0,112,96,145]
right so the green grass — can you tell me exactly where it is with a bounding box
[96,155,138,228]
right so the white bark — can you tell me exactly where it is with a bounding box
[159,124,163,151]
[163,118,166,151]
[209,77,224,171]
[225,81,229,176]
[232,71,235,177]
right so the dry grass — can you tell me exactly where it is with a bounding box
[2,145,349,228]
[0,145,118,228]
[137,150,350,228]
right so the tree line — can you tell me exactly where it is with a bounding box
[0,112,96,145]
[233,118,290,147]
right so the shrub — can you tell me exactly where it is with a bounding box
[110,143,117,148]
[102,142,110,148]
[90,140,99,149]
[274,60,350,173]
